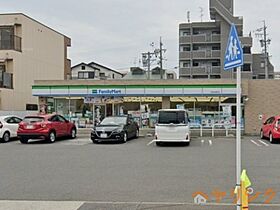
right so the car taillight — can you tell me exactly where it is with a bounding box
[0,121,3,128]
[41,123,47,128]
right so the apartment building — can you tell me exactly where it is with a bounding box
[179,0,274,79]
[71,62,123,80]
[0,13,71,111]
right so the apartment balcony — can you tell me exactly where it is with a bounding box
[243,54,252,63]
[179,34,221,44]
[192,34,221,43]
[179,51,191,59]
[179,36,191,44]
[180,66,221,76]
[0,35,22,52]
[191,50,221,59]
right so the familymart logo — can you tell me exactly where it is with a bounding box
[92,89,122,95]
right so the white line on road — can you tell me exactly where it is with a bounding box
[250,140,262,147]
[208,140,213,146]
[258,140,270,146]
[201,140,205,144]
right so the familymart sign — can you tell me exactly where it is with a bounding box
[32,84,236,97]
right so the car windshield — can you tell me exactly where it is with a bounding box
[100,117,127,125]
[158,111,187,124]
[23,117,45,123]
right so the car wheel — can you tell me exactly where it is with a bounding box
[70,128,76,139]
[260,130,264,139]
[269,133,275,144]
[48,131,56,143]
[92,139,99,144]
[135,129,139,138]
[122,132,127,143]
[20,138,29,144]
[1,132,10,143]
[156,142,162,146]
[183,142,190,146]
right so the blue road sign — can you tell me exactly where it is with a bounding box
[224,24,243,70]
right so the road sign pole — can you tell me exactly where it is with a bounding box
[236,66,242,210]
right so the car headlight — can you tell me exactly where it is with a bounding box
[113,128,123,133]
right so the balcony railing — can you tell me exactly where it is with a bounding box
[0,35,22,51]
[180,66,221,75]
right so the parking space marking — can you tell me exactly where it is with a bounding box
[258,140,270,146]
[208,140,213,146]
[250,139,262,147]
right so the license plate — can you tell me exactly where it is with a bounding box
[26,125,34,129]
[100,133,107,138]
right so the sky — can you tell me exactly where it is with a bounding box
[1,0,279,72]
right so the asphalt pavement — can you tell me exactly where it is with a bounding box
[0,134,279,209]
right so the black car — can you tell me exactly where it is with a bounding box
[91,115,139,143]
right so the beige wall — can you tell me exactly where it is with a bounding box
[0,13,69,111]
[245,80,280,135]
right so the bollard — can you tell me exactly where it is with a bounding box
[241,180,249,209]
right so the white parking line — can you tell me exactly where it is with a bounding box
[208,140,213,146]
[250,140,262,147]
[258,140,270,146]
[201,140,205,144]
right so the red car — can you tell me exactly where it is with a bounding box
[261,116,280,143]
[17,114,76,144]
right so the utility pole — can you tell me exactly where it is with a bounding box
[255,20,271,79]
[159,37,163,79]
[147,52,151,80]
[142,39,166,80]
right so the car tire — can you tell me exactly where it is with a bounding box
[70,128,76,139]
[91,139,99,144]
[20,137,29,144]
[122,132,128,143]
[1,131,10,143]
[269,133,275,144]
[135,129,139,138]
[156,142,163,146]
[48,131,56,143]
[260,130,264,139]
[184,142,190,146]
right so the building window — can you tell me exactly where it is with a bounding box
[78,72,94,79]
[0,26,21,51]
[180,29,191,36]
[212,61,220,66]
[100,72,106,79]
[112,74,115,79]
[26,104,38,111]
[167,74,174,79]
[260,62,265,68]
[243,46,251,54]
[180,45,191,52]
[180,61,190,68]
[212,45,221,50]
[241,64,251,72]
[193,61,199,67]
[81,65,86,70]
[88,72,95,79]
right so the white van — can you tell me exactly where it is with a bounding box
[153,109,190,146]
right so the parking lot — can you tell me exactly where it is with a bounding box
[0,134,280,209]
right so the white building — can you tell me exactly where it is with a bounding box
[71,62,123,80]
